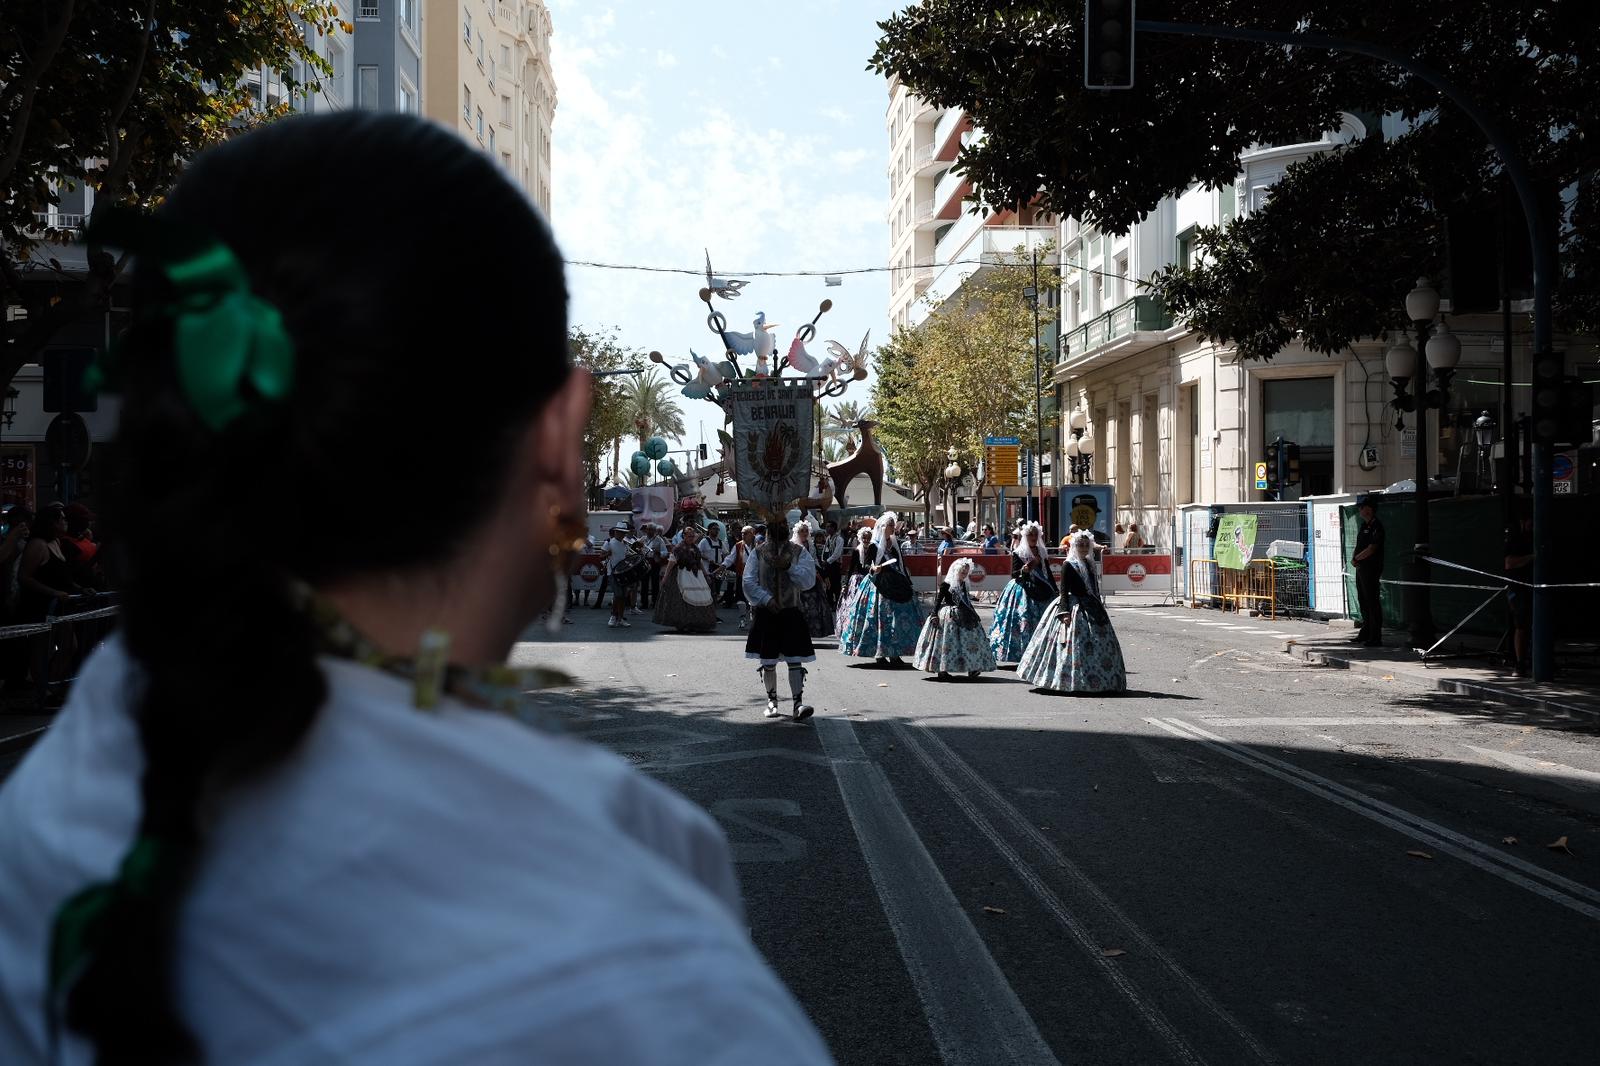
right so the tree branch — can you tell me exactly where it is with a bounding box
[100,2,157,195]
[0,0,77,189]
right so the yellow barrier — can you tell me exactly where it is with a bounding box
[1187,558,1276,620]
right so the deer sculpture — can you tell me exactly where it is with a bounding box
[828,418,885,510]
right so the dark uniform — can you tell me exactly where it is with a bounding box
[1353,510,1386,645]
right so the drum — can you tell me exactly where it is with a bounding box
[612,550,648,587]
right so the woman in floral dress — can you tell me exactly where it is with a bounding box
[833,527,874,635]
[838,512,922,665]
[988,521,1055,663]
[1018,530,1127,694]
[914,558,997,680]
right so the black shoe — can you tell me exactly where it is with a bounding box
[1363,639,1382,647]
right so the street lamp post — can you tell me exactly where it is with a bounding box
[943,446,964,530]
[1473,411,1495,491]
[1064,409,1094,483]
[1023,248,1048,531]
[1385,277,1460,650]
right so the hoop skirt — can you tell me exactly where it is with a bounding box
[913,606,998,675]
[834,572,867,635]
[988,579,1047,662]
[838,575,922,658]
[798,578,835,638]
[1016,596,1127,693]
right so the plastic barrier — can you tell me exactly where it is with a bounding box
[1102,551,1174,594]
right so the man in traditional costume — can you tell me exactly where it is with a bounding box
[743,517,818,721]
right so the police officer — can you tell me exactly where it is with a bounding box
[1351,496,1385,647]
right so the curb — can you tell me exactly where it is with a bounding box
[0,725,48,757]
[1283,642,1600,721]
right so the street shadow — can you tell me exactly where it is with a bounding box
[1026,687,1201,700]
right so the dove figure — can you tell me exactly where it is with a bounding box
[704,249,748,300]
[786,335,821,374]
[724,311,779,361]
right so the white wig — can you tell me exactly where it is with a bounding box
[1014,521,1045,564]
[945,557,975,588]
[871,512,900,553]
[856,527,873,543]
[1070,529,1097,555]
[790,522,810,545]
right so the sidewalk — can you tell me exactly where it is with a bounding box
[1282,634,1600,721]
[0,714,52,758]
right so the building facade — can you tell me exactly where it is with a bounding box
[423,0,556,215]
[1052,113,1597,550]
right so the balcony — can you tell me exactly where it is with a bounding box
[915,98,939,123]
[1059,294,1173,370]
[912,141,941,176]
[932,165,969,220]
[913,256,935,290]
[933,107,968,162]
[914,223,1055,328]
[913,199,940,230]
[27,212,85,237]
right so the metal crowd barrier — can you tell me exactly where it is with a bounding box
[1186,558,1277,620]
[0,597,120,709]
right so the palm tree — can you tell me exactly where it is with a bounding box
[828,399,867,432]
[622,367,687,454]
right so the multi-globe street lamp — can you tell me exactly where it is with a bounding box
[1064,408,1095,483]
[943,445,964,530]
[1384,276,1461,649]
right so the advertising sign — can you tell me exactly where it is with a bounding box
[1215,514,1259,570]
[0,444,37,512]
[1254,461,1269,490]
[728,378,815,511]
[1058,484,1115,542]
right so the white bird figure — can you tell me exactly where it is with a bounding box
[724,311,780,365]
[785,334,821,374]
[681,349,722,399]
[704,249,748,300]
[825,329,871,375]
[715,358,738,381]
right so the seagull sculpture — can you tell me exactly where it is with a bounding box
[703,249,748,300]
[681,349,724,399]
[724,311,780,368]
[825,329,871,376]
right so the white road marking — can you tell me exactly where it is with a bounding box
[1147,717,1600,922]
[900,721,1279,1066]
[1199,717,1458,728]
[634,747,830,773]
[1466,747,1600,793]
[815,717,1060,1066]
[1194,622,1233,627]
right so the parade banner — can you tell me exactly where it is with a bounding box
[1215,514,1259,570]
[728,377,814,512]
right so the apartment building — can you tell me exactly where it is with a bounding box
[1051,112,1597,547]
[424,0,557,215]
[884,77,1054,334]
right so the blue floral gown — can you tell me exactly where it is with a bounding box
[914,583,998,676]
[838,542,923,658]
[989,551,1055,663]
[1017,558,1127,693]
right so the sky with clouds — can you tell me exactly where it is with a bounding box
[547,0,905,449]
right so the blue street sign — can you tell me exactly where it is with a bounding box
[984,435,1021,446]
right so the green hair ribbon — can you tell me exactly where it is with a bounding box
[47,835,171,1005]
[83,209,296,431]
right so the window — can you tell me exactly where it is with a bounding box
[1090,275,1103,316]
[488,127,496,153]
[500,94,511,125]
[1262,376,1336,498]
[502,151,512,170]
[358,2,379,19]
[488,56,496,88]
[478,32,485,68]
[463,85,472,122]
[476,107,484,140]
[1140,393,1160,504]
[1067,283,1081,328]
[398,79,416,114]
[501,44,511,68]
[463,11,472,43]
[1113,252,1130,305]
[327,40,347,104]
[356,65,379,110]
[1176,227,1196,271]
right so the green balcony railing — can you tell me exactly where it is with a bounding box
[1061,295,1172,361]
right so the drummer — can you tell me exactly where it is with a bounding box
[605,523,636,629]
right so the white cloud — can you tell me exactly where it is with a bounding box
[829,147,870,171]
[655,49,678,69]
[820,105,854,125]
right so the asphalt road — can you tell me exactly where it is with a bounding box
[518,594,1600,1066]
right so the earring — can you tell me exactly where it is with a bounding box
[545,504,588,635]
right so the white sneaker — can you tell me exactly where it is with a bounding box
[619,618,632,628]
[763,695,782,719]
[607,618,618,628]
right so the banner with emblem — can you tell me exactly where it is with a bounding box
[727,378,814,512]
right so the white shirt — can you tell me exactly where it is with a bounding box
[644,535,668,562]
[742,546,817,608]
[0,640,832,1066]
[822,534,845,565]
[605,536,632,574]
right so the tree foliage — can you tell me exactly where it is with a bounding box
[872,1,1600,358]
[872,251,1059,524]
[1,1,342,386]
[568,327,641,504]
[621,367,686,451]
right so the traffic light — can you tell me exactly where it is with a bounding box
[1264,439,1281,492]
[698,442,708,461]
[1530,350,1562,445]
[1285,441,1301,485]
[1556,376,1593,447]
[1083,0,1136,90]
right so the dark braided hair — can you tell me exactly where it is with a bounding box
[60,113,568,1062]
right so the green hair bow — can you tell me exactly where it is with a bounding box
[85,210,296,432]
